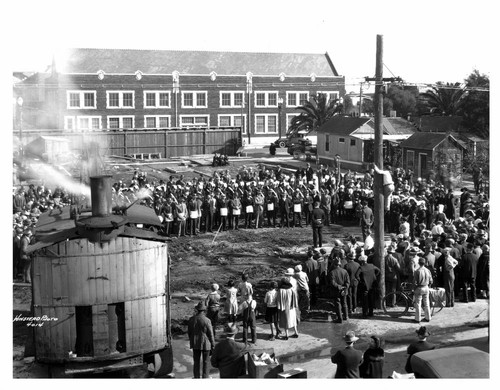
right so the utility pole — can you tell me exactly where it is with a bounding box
[364,36,403,307]
[373,35,385,305]
[358,82,363,117]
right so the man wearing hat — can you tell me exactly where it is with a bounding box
[19,229,33,283]
[311,201,326,248]
[385,244,401,307]
[460,243,479,303]
[413,256,433,323]
[210,323,247,378]
[331,331,364,378]
[304,251,319,306]
[187,301,215,378]
[355,255,380,318]
[405,326,436,374]
[328,258,350,323]
[344,251,360,315]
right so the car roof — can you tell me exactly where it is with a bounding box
[411,346,489,378]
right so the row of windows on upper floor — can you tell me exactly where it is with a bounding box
[64,113,303,134]
[66,90,340,109]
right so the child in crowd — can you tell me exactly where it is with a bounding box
[264,281,281,340]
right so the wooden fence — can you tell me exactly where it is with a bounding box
[14,127,243,158]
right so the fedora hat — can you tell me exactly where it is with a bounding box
[195,301,207,311]
[416,326,430,337]
[225,323,238,335]
[343,331,359,343]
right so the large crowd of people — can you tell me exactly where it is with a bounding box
[13,159,490,378]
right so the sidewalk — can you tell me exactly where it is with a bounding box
[170,299,489,378]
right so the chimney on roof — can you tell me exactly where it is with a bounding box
[390,110,397,118]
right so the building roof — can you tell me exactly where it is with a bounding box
[316,116,371,136]
[52,48,341,77]
[317,116,416,138]
[399,132,464,150]
[410,115,464,132]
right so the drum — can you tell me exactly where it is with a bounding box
[189,210,199,219]
[344,201,353,209]
[220,208,228,216]
[232,209,241,216]
[267,203,274,211]
[293,204,302,213]
[246,205,254,213]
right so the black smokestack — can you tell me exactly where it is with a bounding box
[90,175,112,217]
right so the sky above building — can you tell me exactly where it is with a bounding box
[5,0,496,91]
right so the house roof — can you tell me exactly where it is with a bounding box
[399,132,465,150]
[410,115,464,132]
[51,48,341,77]
[316,116,371,136]
[317,116,416,138]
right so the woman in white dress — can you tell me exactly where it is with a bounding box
[224,280,238,323]
[276,278,299,340]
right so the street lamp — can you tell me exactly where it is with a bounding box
[17,97,24,163]
[277,97,283,139]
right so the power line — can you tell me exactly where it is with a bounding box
[13,80,489,92]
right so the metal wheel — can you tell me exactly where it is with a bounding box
[383,292,409,317]
[430,296,444,316]
[278,141,286,148]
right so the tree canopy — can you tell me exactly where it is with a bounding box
[461,70,489,138]
[383,84,419,117]
[287,93,343,135]
[419,82,468,116]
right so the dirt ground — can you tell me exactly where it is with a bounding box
[13,157,365,377]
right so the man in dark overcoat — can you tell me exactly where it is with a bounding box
[328,258,350,323]
[187,302,215,378]
[210,324,247,378]
[355,255,380,318]
[331,331,364,378]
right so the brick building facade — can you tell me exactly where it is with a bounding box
[14,48,345,145]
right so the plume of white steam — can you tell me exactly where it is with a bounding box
[135,187,153,201]
[30,163,91,198]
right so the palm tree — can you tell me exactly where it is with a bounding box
[419,82,467,115]
[287,93,343,135]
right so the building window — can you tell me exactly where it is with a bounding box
[144,115,171,128]
[407,150,415,170]
[339,137,345,143]
[77,116,101,130]
[67,91,96,109]
[219,91,245,107]
[254,91,279,107]
[317,91,340,103]
[144,91,171,108]
[255,114,278,134]
[106,91,135,109]
[218,114,246,133]
[350,139,356,146]
[180,115,209,128]
[64,116,75,130]
[182,91,207,108]
[287,92,309,107]
[107,116,135,129]
[325,135,330,152]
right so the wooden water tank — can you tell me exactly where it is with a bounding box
[31,236,169,364]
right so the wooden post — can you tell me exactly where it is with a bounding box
[373,35,386,306]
